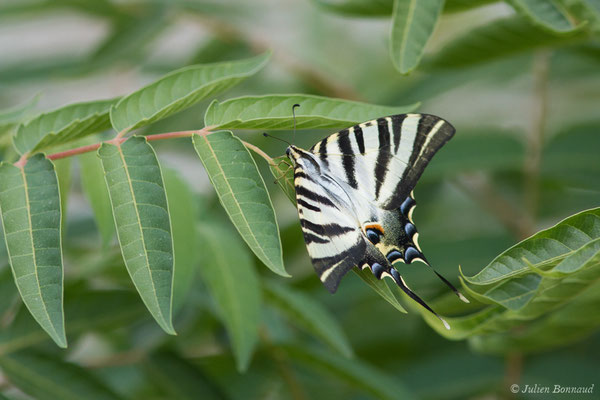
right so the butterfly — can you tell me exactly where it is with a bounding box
[285,113,468,328]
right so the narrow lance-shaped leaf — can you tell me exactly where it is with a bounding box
[110,52,270,133]
[193,131,287,277]
[507,0,575,33]
[0,350,122,400]
[79,150,115,246]
[98,136,175,334]
[0,155,65,347]
[205,94,419,130]
[12,98,117,155]
[390,0,445,74]
[163,169,199,312]
[197,225,261,372]
[264,281,353,357]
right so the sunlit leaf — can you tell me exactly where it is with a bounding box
[465,208,600,285]
[197,225,261,372]
[79,151,115,246]
[0,155,65,347]
[98,136,175,334]
[163,168,199,312]
[204,94,419,130]
[390,0,444,74]
[110,52,270,133]
[0,351,122,400]
[12,99,117,155]
[284,345,416,400]
[428,16,586,69]
[507,0,575,32]
[193,131,287,277]
[264,281,353,357]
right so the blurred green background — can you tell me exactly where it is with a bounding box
[1,0,599,399]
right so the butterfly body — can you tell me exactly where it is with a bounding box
[285,113,467,327]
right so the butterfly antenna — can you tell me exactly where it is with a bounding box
[292,103,300,144]
[263,132,291,146]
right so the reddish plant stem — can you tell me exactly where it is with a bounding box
[43,129,206,162]
[242,140,274,164]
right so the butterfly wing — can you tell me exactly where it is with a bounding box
[293,167,366,293]
[309,113,455,210]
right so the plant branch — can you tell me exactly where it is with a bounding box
[523,50,550,227]
[243,140,274,164]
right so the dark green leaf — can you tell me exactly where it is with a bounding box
[264,281,353,357]
[12,99,117,155]
[197,225,261,372]
[204,94,419,130]
[193,131,286,276]
[284,345,416,400]
[98,136,175,334]
[110,53,270,133]
[390,0,445,74]
[0,351,122,400]
[0,155,65,347]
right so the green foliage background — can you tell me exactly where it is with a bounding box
[0,0,599,399]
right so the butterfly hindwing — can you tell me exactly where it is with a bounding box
[309,113,455,210]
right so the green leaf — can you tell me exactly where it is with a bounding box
[428,16,586,69]
[163,169,199,312]
[98,136,175,334]
[479,273,542,310]
[310,0,394,16]
[0,290,145,356]
[197,225,261,372]
[269,156,296,204]
[12,98,117,155]
[145,351,226,400]
[0,155,65,347]
[390,0,445,74]
[109,52,270,133]
[284,345,416,400]
[465,208,600,285]
[507,0,575,32]
[79,151,115,246]
[264,281,353,357]
[0,351,122,400]
[193,131,286,277]
[0,95,39,135]
[54,158,72,231]
[204,94,419,130]
[353,268,408,313]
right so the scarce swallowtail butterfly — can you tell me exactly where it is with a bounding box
[285,113,468,329]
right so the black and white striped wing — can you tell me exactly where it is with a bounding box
[294,172,366,292]
[309,113,455,210]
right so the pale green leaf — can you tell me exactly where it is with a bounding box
[54,158,72,231]
[428,16,586,69]
[0,155,65,347]
[109,52,270,133]
[79,151,115,246]
[269,156,296,204]
[12,98,117,155]
[204,94,419,130]
[507,0,575,32]
[480,274,542,310]
[390,0,445,74]
[193,131,286,277]
[284,345,416,400]
[197,225,261,372]
[163,168,199,312]
[98,136,175,334]
[264,281,353,357]
[465,208,600,285]
[310,0,394,16]
[0,351,122,400]
[0,94,39,134]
